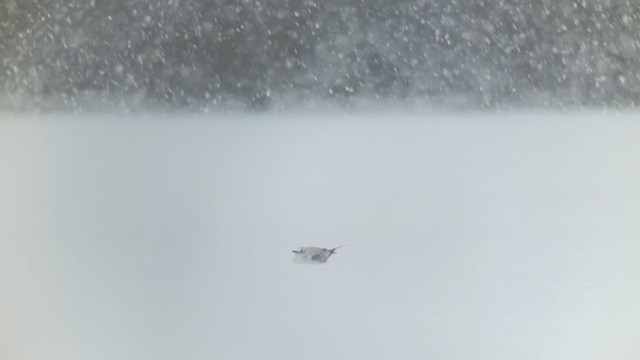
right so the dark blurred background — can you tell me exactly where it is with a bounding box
[2,0,640,110]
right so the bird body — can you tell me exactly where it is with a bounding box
[292,245,345,264]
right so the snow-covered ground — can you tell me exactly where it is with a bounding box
[1,111,639,360]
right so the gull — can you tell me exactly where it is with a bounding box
[292,245,346,264]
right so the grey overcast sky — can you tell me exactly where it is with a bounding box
[1,111,640,360]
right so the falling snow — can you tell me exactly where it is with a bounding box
[1,0,640,111]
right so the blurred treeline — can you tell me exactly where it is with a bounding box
[2,0,640,110]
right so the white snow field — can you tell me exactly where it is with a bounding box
[1,110,640,360]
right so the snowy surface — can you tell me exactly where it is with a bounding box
[1,111,640,360]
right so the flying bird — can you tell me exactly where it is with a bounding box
[292,245,346,264]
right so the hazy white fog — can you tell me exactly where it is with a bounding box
[1,111,640,360]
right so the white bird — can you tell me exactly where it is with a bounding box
[292,245,346,264]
